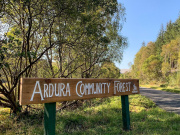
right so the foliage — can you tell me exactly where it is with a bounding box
[178,51,180,87]
[99,62,120,78]
[130,15,180,86]
[140,84,180,94]
[0,0,127,113]
[131,42,156,81]
[142,55,161,81]
[161,62,171,78]
[0,95,180,134]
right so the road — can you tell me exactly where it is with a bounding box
[140,87,180,114]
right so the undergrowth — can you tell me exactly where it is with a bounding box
[141,84,180,94]
[0,95,179,135]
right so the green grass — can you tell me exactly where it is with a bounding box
[0,107,44,135]
[141,84,180,94]
[0,95,180,135]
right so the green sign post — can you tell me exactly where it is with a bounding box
[121,95,130,130]
[44,103,56,135]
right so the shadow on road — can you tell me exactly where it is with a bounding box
[140,87,180,114]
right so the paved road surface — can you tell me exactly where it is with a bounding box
[140,87,180,114]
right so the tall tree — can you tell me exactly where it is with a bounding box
[142,55,161,81]
[0,0,127,113]
[178,51,180,86]
[155,24,165,56]
[131,15,180,85]
[99,62,120,78]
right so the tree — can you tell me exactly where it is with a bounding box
[99,62,120,78]
[133,46,146,79]
[142,41,145,47]
[36,0,127,79]
[0,0,127,113]
[142,55,161,81]
[155,24,165,55]
[132,41,155,80]
[161,62,171,78]
[161,37,180,70]
[131,15,180,85]
[178,51,180,87]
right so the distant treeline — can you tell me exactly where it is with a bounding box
[127,15,180,86]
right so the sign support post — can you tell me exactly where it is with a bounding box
[44,102,56,135]
[121,95,130,130]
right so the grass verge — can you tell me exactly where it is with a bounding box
[140,85,180,94]
[0,95,180,135]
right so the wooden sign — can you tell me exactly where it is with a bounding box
[20,78,139,105]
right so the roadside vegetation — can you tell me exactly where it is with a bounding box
[141,84,180,94]
[0,95,179,135]
[122,15,180,89]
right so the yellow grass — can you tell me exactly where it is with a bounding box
[0,107,10,121]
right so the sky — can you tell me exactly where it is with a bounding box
[116,0,180,69]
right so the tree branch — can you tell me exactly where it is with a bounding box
[0,96,10,103]
[64,63,84,78]
[9,41,63,94]
[56,100,78,112]
[0,101,12,109]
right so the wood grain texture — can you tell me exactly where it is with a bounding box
[20,78,139,105]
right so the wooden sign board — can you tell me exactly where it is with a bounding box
[20,78,139,105]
